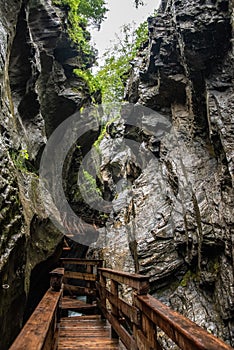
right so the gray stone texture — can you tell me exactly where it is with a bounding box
[89,0,234,347]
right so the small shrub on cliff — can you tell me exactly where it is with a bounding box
[73,68,101,93]
[53,0,108,55]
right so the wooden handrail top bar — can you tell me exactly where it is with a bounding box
[136,294,233,350]
[98,268,149,281]
[60,258,103,265]
[98,268,150,294]
[64,271,96,281]
[9,289,62,350]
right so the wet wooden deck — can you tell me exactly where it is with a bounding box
[58,315,120,350]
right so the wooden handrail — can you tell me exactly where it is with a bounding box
[61,259,102,299]
[98,268,233,350]
[98,268,151,350]
[135,294,233,350]
[9,262,233,350]
[60,258,103,266]
[98,268,150,294]
[9,268,64,350]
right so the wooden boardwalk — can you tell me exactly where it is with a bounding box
[58,315,120,350]
[10,258,234,350]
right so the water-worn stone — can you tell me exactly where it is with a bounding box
[0,0,233,348]
[0,0,93,348]
[89,0,234,347]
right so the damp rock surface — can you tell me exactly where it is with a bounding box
[0,0,92,348]
[0,0,233,349]
[89,0,234,347]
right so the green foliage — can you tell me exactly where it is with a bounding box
[52,1,149,101]
[93,123,108,150]
[10,149,29,172]
[93,116,117,151]
[82,170,102,196]
[19,149,29,161]
[96,21,149,103]
[180,270,197,287]
[78,0,108,29]
[53,0,108,56]
[52,0,88,55]
[74,68,101,94]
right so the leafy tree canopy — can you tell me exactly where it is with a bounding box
[134,0,145,8]
[54,0,108,28]
[53,0,149,102]
[53,0,108,59]
[78,0,108,29]
[95,21,148,103]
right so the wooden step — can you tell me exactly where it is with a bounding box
[62,315,101,321]
[61,296,97,313]
[58,316,120,350]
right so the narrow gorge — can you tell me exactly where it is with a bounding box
[0,0,233,349]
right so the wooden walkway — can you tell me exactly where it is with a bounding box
[58,315,120,350]
[10,257,234,350]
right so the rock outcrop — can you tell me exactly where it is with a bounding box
[0,1,93,348]
[0,0,233,348]
[89,0,234,347]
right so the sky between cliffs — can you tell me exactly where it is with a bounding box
[90,0,160,69]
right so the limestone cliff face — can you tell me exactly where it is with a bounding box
[0,0,233,348]
[89,0,234,347]
[0,1,92,348]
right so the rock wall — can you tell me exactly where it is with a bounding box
[0,1,92,348]
[89,0,234,347]
[0,0,233,348]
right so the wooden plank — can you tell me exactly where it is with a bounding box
[96,282,140,326]
[141,313,161,350]
[98,268,149,294]
[50,268,64,276]
[136,294,233,350]
[58,316,120,350]
[110,280,119,339]
[63,284,96,296]
[135,328,160,350]
[99,274,107,317]
[9,289,62,350]
[60,315,101,321]
[61,296,96,312]
[60,258,103,266]
[64,271,96,281]
[99,304,137,350]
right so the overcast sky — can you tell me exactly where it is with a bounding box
[90,0,160,68]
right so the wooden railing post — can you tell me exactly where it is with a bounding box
[110,279,119,339]
[86,264,93,304]
[99,272,107,319]
[133,282,162,350]
[49,268,64,292]
[140,312,161,350]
